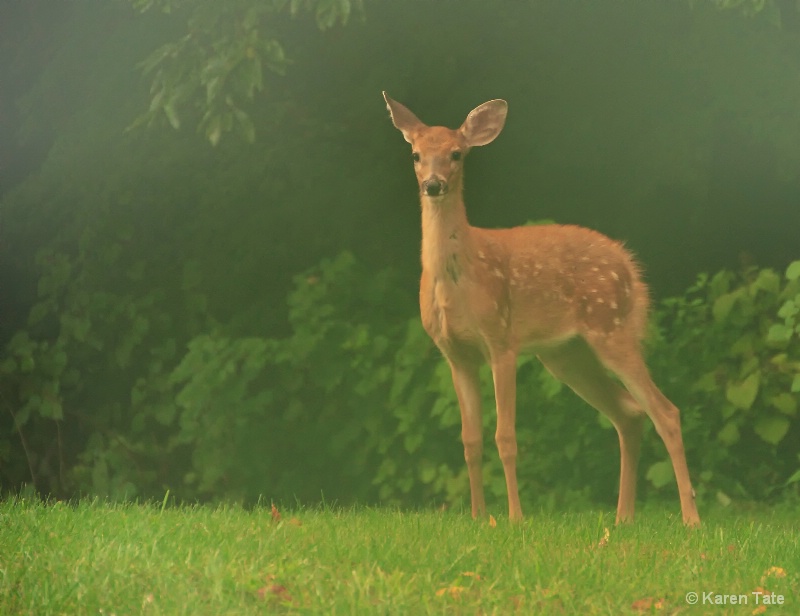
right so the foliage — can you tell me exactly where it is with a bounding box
[647,261,800,504]
[704,0,784,20]
[165,251,412,502]
[129,0,365,144]
[374,258,800,512]
[0,223,211,499]
[122,0,800,148]
[2,232,799,509]
[2,0,800,514]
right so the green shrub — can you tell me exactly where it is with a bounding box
[2,249,798,509]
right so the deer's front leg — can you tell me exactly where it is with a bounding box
[491,351,523,521]
[449,360,485,518]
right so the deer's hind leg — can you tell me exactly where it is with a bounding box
[537,337,645,523]
[588,334,700,526]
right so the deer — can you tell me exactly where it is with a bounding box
[383,92,700,526]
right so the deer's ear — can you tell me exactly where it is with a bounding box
[460,100,507,147]
[383,92,425,144]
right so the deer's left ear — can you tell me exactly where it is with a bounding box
[460,100,507,147]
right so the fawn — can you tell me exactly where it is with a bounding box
[383,92,700,526]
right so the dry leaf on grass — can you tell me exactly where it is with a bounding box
[488,515,497,527]
[435,585,466,599]
[631,596,664,611]
[763,566,786,579]
[257,583,293,604]
[270,504,281,522]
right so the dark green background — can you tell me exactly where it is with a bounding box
[0,0,798,510]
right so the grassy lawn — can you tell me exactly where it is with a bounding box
[1,498,798,615]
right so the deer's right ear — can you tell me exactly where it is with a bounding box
[383,92,423,144]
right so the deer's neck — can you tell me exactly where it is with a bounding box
[420,192,473,283]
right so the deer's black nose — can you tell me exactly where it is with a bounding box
[423,178,445,196]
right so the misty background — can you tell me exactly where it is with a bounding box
[0,0,798,510]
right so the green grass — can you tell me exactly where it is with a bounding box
[1,499,798,615]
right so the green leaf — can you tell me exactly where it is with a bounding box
[206,114,222,146]
[770,393,797,416]
[751,268,780,295]
[28,301,53,325]
[785,469,800,485]
[233,108,256,143]
[754,415,790,445]
[163,98,180,129]
[712,291,739,322]
[692,371,718,393]
[793,374,800,393]
[708,270,731,297]
[767,324,793,343]
[420,463,437,484]
[786,260,800,281]
[403,432,423,453]
[717,421,740,446]
[154,404,177,425]
[739,355,758,377]
[777,299,799,320]
[646,460,674,489]
[539,368,563,398]
[40,396,63,420]
[20,356,35,373]
[725,371,760,410]
[731,333,755,356]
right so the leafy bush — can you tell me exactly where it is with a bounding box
[355,258,800,512]
[166,251,413,503]
[2,248,798,510]
[646,261,800,504]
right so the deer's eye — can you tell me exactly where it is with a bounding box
[412,152,420,162]
[451,151,462,161]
